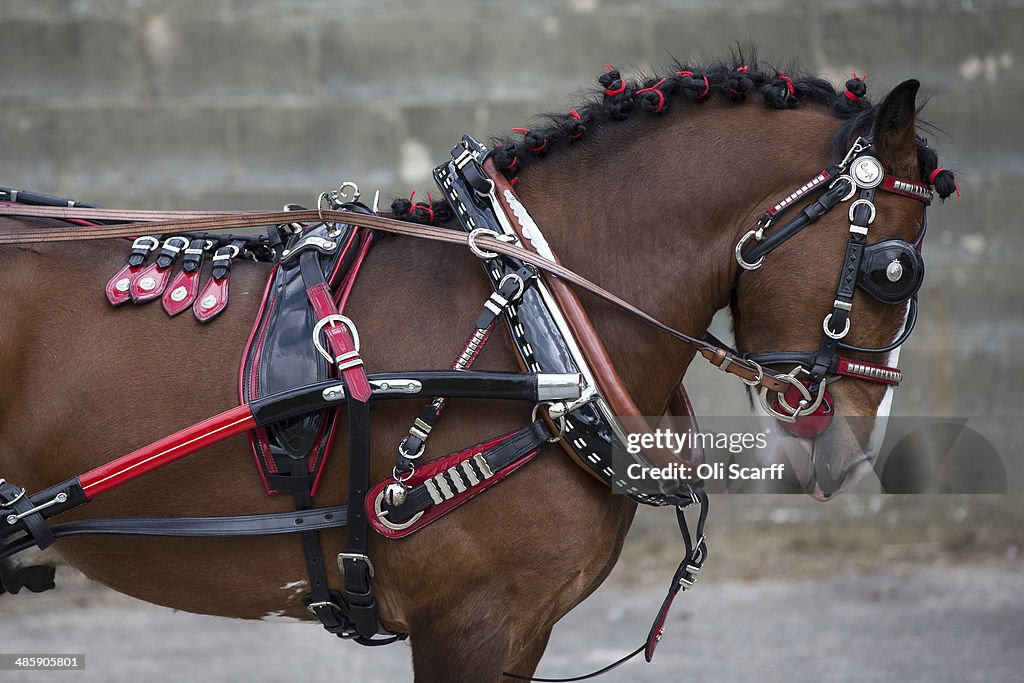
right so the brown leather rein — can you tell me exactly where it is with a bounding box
[0,203,785,393]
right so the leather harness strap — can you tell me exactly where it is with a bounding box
[0,205,786,393]
[484,158,706,473]
[298,244,390,642]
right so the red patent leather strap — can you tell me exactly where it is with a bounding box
[162,267,201,316]
[105,263,141,306]
[79,405,255,497]
[129,261,172,302]
[366,429,540,539]
[645,593,676,660]
[193,272,230,323]
[306,282,372,402]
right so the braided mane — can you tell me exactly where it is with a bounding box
[391,52,957,222]
[490,53,957,200]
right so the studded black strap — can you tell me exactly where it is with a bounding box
[809,187,876,382]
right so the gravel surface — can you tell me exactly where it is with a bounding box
[1,558,1021,682]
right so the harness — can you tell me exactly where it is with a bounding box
[0,133,931,676]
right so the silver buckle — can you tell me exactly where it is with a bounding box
[373,491,424,531]
[337,553,375,578]
[312,315,361,364]
[306,600,344,618]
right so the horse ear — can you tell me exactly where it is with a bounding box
[872,79,920,173]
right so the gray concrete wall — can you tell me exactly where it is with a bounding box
[1,0,1021,425]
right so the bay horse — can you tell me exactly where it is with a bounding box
[0,59,955,681]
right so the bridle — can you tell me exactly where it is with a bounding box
[733,135,931,436]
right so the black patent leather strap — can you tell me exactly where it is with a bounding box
[810,188,875,381]
[741,179,851,265]
[0,480,55,551]
[341,396,381,639]
[0,507,349,563]
[182,238,206,272]
[839,298,918,354]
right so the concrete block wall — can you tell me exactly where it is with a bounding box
[1,0,1021,425]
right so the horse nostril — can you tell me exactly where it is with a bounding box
[814,460,847,499]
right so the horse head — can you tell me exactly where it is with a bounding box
[504,68,954,501]
[732,79,952,499]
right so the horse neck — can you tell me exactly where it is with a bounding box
[511,104,840,414]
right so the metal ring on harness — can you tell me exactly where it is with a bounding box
[468,228,501,259]
[312,315,361,364]
[738,359,765,387]
[498,272,526,301]
[776,378,827,417]
[532,402,567,443]
[822,313,851,340]
[848,198,876,224]
[0,479,26,509]
[392,466,415,483]
[829,174,858,202]
[162,235,191,253]
[758,372,815,423]
[306,600,346,618]
[373,490,424,531]
[212,244,240,262]
[131,235,161,252]
[734,229,765,270]
[317,191,343,236]
[397,437,425,460]
[336,181,360,203]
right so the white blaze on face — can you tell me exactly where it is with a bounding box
[862,300,910,461]
[866,344,900,455]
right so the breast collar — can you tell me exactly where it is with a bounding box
[435,135,700,506]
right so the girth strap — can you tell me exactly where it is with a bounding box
[296,246,392,643]
[339,398,380,638]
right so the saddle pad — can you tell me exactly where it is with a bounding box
[239,220,365,495]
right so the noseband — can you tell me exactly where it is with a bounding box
[734,136,932,434]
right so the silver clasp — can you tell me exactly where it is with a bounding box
[838,136,868,171]
[5,491,67,525]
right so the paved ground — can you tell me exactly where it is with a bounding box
[1,557,1021,682]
